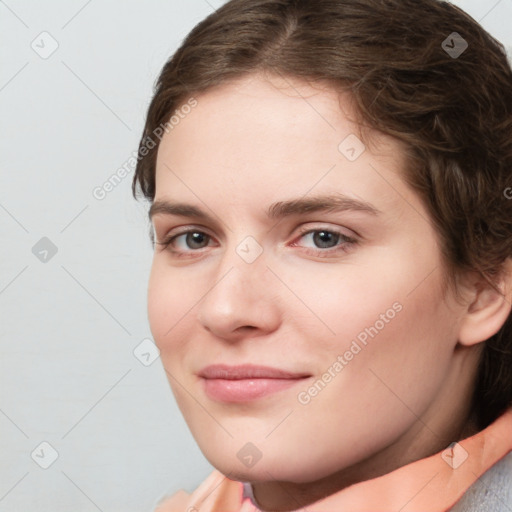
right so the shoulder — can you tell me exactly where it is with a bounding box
[153,469,244,512]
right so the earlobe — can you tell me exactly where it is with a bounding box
[457,260,512,347]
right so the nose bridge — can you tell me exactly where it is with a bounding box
[208,233,268,302]
[196,232,279,336]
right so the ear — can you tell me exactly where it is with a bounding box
[457,258,512,347]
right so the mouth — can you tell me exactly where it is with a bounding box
[198,364,312,402]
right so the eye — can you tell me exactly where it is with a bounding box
[156,229,213,257]
[156,226,358,259]
[290,227,357,257]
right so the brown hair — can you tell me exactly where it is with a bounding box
[132,0,512,430]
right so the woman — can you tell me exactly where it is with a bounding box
[132,0,512,510]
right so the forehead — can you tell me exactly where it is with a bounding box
[163,72,365,154]
[153,73,418,225]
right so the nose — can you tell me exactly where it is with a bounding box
[196,242,281,342]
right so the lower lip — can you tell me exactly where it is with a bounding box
[202,377,309,402]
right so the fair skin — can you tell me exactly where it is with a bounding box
[147,72,512,511]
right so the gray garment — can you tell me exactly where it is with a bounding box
[449,451,512,511]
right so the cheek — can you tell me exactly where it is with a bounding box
[147,266,170,345]
[310,269,455,423]
[278,257,404,349]
[281,283,455,475]
[299,247,454,401]
[147,260,196,351]
[311,242,446,354]
[147,263,201,414]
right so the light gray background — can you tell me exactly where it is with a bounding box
[1,1,511,511]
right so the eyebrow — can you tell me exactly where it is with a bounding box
[148,194,381,223]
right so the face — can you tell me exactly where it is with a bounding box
[147,72,469,485]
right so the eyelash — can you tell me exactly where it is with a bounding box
[156,226,357,259]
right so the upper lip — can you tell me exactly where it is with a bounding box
[199,364,311,380]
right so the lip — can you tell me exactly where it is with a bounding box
[199,364,310,380]
[199,364,311,402]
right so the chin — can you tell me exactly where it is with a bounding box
[200,443,338,484]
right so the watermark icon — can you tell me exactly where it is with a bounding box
[236,236,263,264]
[237,442,263,468]
[92,97,198,200]
[31,441,59,469]
[441,32,468,59]
[31,31,59,59]
[133,338,160,366]
[338,133,366,162]
[441,442,468,469]
[297,301,403,405]
[503,187,512,200]
[32,237,58,263]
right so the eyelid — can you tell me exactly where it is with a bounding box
[156,221,356,244]
[292,222,357,239]
[155,223,216,244]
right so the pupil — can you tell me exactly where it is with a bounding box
[314,231,338,248]
[188,232,207,248]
